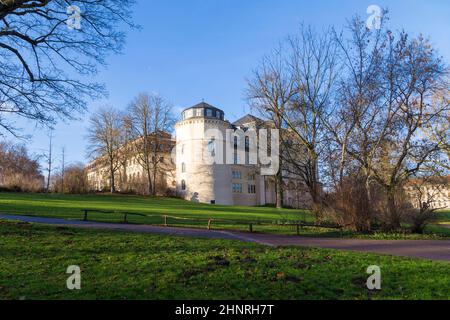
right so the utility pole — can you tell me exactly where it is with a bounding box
[45,131,54,193]
[61,147,65,193]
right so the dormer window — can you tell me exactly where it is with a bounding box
[206,109,213,117]
[195,108,203,117]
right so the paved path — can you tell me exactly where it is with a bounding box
[1,214,450,262]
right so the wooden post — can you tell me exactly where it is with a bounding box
[249,223,253,233]
[123,213,128,224]
[296,224,300,236]
[164,215,168,227]
[83,210,88,221]
[207,219,212,230]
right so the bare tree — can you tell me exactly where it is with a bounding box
[281,25,339,214]
[52,162,88,194]
[127,93,175,195]
[327,15,450,230]
[0,0,136,136]
[246,43,296,208]
[0,140,44,191]
[60,146,66,193]
[44,130,54,193]
[427,93,450,171]
[86,107,124,193]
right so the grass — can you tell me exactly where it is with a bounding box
[437,210,450,223]
[0,192,449,239]
[0,221,449,300]
[0,192,310,222]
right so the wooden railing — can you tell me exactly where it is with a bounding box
[81,209,341,234]
[82,209,147,223]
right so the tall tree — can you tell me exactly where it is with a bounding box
[0,0,136,136]
[86,107,124,193]
[44,130,54,193]
[246,44,296,208]
[127,93,175,195]
[282,25,339,213]
[327,15,450,230]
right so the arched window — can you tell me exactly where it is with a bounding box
[181,180,186,191]
[182,163,186,173]
[207,137,215,156]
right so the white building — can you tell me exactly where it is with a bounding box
[175,102,312,207]
[87,102,312,208]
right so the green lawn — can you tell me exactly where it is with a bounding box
[0,192,310,222]
[437,210,450,223]
[0,221,449,300]
[0,192,449,239]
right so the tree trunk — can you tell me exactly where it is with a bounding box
[386,189,400,230]
[276,170,283,209]
[110,172,116,193]
[146,167,153,195]
[152,165,157,196]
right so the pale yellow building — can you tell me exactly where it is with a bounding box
[86,102,312,208]
[175,102,312,208]
[405,176,450,210]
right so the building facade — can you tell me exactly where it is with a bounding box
[86,102,312,208]
[175,102,312,208]
[86,132,176,195]
[405,176,450,210]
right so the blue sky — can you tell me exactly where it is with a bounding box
[14,0,450,169]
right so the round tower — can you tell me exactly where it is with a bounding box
[175,102,233,205]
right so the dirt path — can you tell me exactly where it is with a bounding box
[1,214,450,262]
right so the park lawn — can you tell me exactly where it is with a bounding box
[0,221,449,300]
[437,210,450,224]
[0,192,449,239]
[0,192,310,223]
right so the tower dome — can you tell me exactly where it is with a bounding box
[181,102,225,121]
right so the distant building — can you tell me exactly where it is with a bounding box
[86,102,313,208]
[175,102,312,208]
[86,132,176,195]
[405,176,450,210]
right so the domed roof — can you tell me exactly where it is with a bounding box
[181,102,225,120]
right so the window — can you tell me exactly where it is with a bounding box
[216,111,221,119]
[181,144,185,155]
[233,136,239,164]
[207,138,215,156]
[232,183,243,193]
[248,184,256,194]
[195,108,203,117]
[181,180,186,191]
[206,109,213,117]
[232,170,242,179]
[245,136,250,164]
[248,174,256,181]
[182,163,186,173]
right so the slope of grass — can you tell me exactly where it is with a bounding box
[0,221,449,300]
[437,210,450,223]
[0,192,309,222]
[0,192,449,239]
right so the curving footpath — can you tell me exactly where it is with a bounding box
[1,214,449,262]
